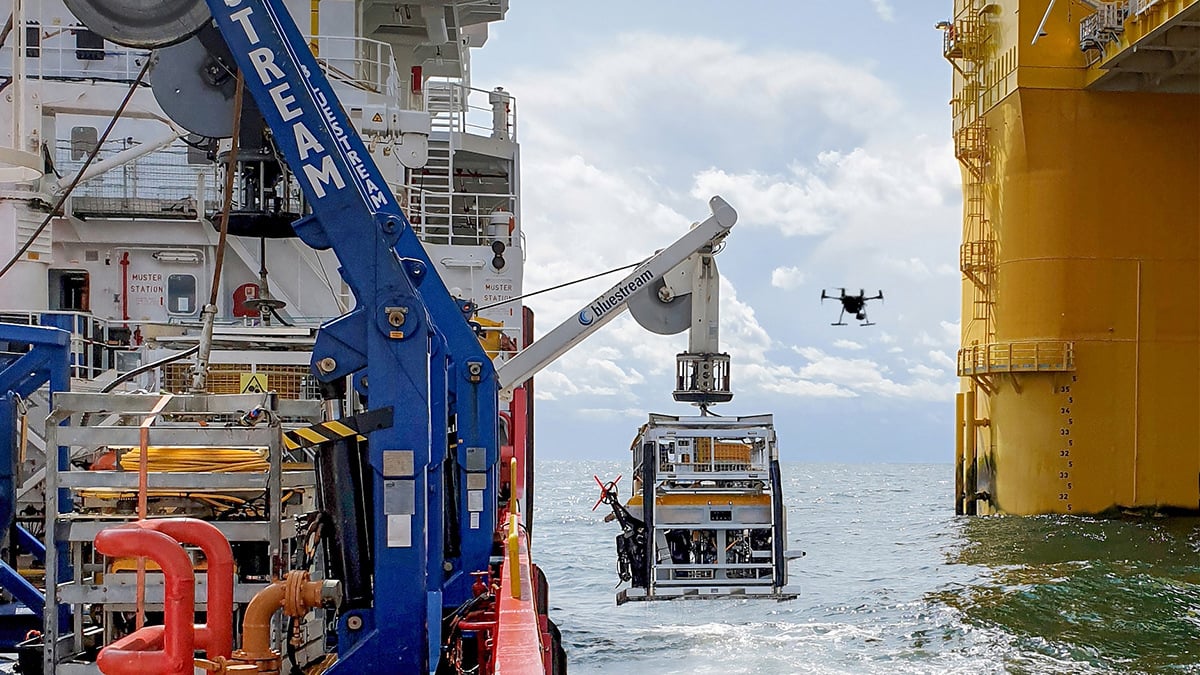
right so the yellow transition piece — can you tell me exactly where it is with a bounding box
[947,0,1199,515]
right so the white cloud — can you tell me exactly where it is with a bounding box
[691,144,959,248]
[771,266,807,290]
[914,331,941,347]
[492,28,964,453]
[870,0,896,21]
[908,363,944,379]
[878,256,932,279]
[693,166,837,237]
[928,350,956,370]
[742,362,858,399]
[914,321,962,348]
[940,320,961,344]
[575,407,647,421]
[792,347,956,401]
[510,33,900,165]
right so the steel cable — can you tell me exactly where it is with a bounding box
[0,57,153,279]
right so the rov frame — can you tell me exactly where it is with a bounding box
[617,413,798,604]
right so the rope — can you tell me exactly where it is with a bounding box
[474,259,645,312]
[208,72,245,306]
[99,345,200,394]
[0,58,152,279]
[192,72,246,393]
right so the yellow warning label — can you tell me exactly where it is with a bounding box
[372,112,384,123]
[240,373,268,394]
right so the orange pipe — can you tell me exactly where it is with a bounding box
[240,582,286,661]
[238,571,328,661]
[94,528,195,675]
[137,518,234,659]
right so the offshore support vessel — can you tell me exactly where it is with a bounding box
[0,0,560,671]
[0,0,791,672]
[943,0,1199,515]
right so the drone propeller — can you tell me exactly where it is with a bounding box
[591,474,623,511]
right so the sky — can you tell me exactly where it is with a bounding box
[470,0,964,463]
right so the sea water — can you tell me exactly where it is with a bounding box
[534,461,1200,674]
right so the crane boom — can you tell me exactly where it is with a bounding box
[196,1,498,670]
[496,196,737,392]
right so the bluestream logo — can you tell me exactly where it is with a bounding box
[576,269,655,326]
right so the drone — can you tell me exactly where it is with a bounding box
[821,288,884,326]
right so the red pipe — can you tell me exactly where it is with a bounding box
[119,252,130,322]
[94,527,195,675]
[136,518,234,659]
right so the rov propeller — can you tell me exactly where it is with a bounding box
[591,474,623,511]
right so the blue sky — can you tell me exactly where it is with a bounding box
[471,1,963,463]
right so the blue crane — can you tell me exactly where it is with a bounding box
[202,2,501,669]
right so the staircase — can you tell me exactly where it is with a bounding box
[944,4,996,339]
[410,138,454,243]
[408,81,463,244]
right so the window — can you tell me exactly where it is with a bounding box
[167,274,197,315]
[25,24,40,58]
[71,127,98,161]
[74,28,104,61]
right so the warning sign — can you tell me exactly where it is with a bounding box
[240,373,268,394]
[372,112,384,123]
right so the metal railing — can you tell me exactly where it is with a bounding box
[2,29,401,96]
[404,188,519,246]
[1080,2,1131,52]
[0,311,338,380]
[55,140,217,220]
[657,441,768,475]
[162,362,321,400]
[960,239,995,274]
[1128,0,1166,17]
[306,34,401,97]
[0,40,149,82]
[957,340,1076,377]
[0,311,139,379]
[426,80,518,141]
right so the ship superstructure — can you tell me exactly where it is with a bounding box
[0,0,782,668]
[943,0,1199,515]
[0,0,523,376]
[0,0,528,523]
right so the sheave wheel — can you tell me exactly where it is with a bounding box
[62,0,211,49]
